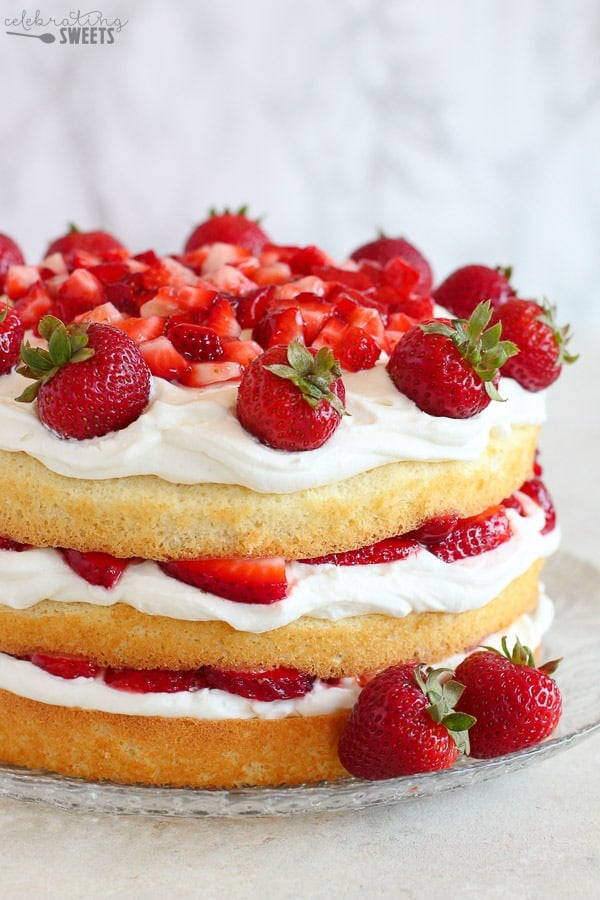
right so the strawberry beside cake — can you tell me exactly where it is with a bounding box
[0,214,573,788]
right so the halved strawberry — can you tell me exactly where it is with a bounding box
[178,360,243,387]
[60,548,130,589]
[301,535,419,565]
[104,667,207,693]
[205,666,315,701]
[30,652,101,680]
[139,336,190,381]
[422,506,512,562]
[159,557,288,604]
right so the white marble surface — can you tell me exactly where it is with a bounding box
[1,0,600,322]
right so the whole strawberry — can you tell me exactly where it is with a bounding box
[237,340,346,451]
[0,302,25,375]
[0,232,25,291]
[492,298,577,391]
[454,638,562,759]
[386,301,518,418]
[184,206,269,255]
[45,224,127,260]
[16,316,151,439]
[350,234,433,294]
[433,264,515,319]
[338,664,474,780]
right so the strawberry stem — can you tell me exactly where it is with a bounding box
[264,340,347,416]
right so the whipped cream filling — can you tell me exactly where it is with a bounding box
[0,591,554,720]
[0,495,558,631]
[0,363,546,492]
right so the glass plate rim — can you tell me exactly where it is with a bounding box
[0,550,598,818]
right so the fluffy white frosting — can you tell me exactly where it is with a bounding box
[0,363,546,492]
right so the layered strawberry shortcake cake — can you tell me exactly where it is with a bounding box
[0,213,573,787]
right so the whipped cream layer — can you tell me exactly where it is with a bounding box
[0,592,554,720]
[0,495,558,631]
[0,363,545,492]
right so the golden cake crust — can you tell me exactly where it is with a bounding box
[0,692,350,787]
[0,563,542,677]
[0,424,538,559]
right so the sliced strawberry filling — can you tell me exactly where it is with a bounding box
[0,480,555,603]
[24,652,316,701]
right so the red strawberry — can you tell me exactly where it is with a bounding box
[45,225,127,261]
[418,505,512,563]
[334,324,381,372]
[30,652,100,680]
[60,548,130,589]
[338,665,474,779]
[139,336,190,381]
[178,360,243,387]
[0,302,25,375]
[237,340,346,451]
[252,306,304,349]
[492,299,577,391]
[4,264,41,300]
[518,477,556,534]
[13,282,53,331]
[454,638,562,758]
[204,297,241,339]
[205,666,315,701]
[160,556,288,604]
[350,235,433,294]
[167,323,225,361]
[0,233,25,291]
[184,206,269,255]
[386,302,518,418]
[300,535,419,565]
[0,535,29,551]
[114,316,166,343]
[53,268,105,322]
[16,316,152,440]
[104,667,207,693]
[433,264,515,318]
